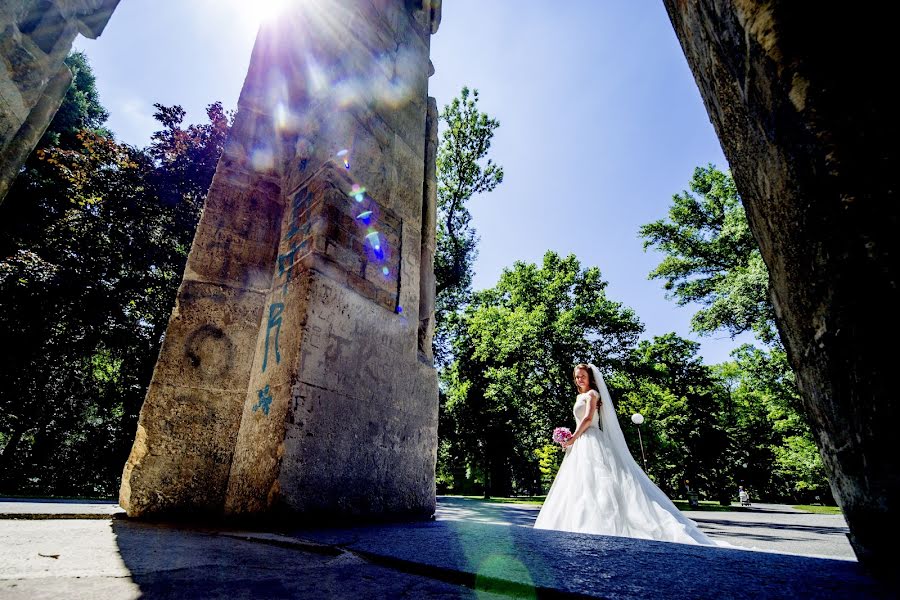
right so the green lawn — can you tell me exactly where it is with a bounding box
[444,495,744,511]
[792,504,842,515]
[444,495,547,505]
[672,500,746,512]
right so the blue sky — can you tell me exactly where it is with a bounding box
[75,0,754,364]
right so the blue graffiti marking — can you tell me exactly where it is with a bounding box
[276,240,309,296]
[253,385,274,416]
[262,302,284,372]
[284,190,313,241]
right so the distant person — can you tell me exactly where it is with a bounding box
[739,486,750,506]
[534,363,716,545]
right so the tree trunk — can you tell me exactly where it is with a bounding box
[662,1,898,576]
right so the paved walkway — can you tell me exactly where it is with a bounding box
[0,498,888,599]
[435,497,855,560]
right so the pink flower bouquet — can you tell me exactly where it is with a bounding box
[552,427,573,447]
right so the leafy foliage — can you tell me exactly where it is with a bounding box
[434,87,503,364]
[0,52,230,496]
[639,165,829,502]
[612,334,731,499]
[639,165,776,343]
[439,251,643,497]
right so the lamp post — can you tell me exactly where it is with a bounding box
[631,413,648,472]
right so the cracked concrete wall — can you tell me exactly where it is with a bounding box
[0,0,120,203]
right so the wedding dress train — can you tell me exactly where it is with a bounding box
[533,365,714,546]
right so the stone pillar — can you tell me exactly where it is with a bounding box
[662,1,898,576]
[418,97,438,363]
[0,0,120,204]
[119,105,284,515]
[122,0,441,520]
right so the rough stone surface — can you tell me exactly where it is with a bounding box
[662,1,899,576]
[121,0,441,521]
[0,0,120,203]
[418,97,438,362]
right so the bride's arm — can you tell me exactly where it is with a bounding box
[564,390,599,447]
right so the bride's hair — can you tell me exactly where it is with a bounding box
[573,363,600,393]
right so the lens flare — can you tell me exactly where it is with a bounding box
[258,0,294,22]
[336,149,350,169]
[348,184,366,203]
[250,147,275,171]
[365,230,385,260]
[382,266,390,276]
[356,210,373,224]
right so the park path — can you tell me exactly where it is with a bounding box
[0,496,854,561]
[0,497,885,598]
[435,497,855,560]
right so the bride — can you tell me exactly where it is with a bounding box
[533,363,715,545]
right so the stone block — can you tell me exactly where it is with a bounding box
[389,133,426,223]
[184,227,277,292]
[1,0,120,204]
[149,281,268,393]
[202,179,283,244]
[120,383,245,516]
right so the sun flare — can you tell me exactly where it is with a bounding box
[225,0,296,31]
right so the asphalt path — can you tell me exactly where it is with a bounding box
[0,496,856,561]
[1,497,882,599]
[435,496,856,560]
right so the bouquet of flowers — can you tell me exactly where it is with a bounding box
[552,427,573,447]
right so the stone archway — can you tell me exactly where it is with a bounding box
[2,0,895,576]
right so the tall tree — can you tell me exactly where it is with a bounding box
[639,165,775,343]
[434,87,504,363]
[441,251,643,497]
[42,51,111,149]
[640,165,827,501]
[612,334,731,500]
[717,345,831,502]
[0,52,230,495]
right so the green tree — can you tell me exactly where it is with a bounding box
[640,165,828,501]
[434,87,503,364]
[0,51,230,495]
[440,251,643,497]
[612,334,731,500]
[717,345,831,502]
[639,165,775,343]
[41,51,111,149]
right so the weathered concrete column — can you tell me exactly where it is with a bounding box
[417,97,438,363]
[662,1,898,575]
[119,106,284,515]
[0,0,120,204]
[122,0,441,520]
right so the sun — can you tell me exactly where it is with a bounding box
[225,0,296,30]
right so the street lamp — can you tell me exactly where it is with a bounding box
[631,413,648,472]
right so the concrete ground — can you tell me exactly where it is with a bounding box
[0,497,890,599]
[435,497,856,561]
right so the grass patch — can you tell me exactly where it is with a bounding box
[672,500,746,512]
[444,496,743,511]
[442,495,546,505]
[0,493,116,502]
[792,504,842,515]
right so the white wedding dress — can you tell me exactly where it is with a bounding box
[534,366,714,545]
